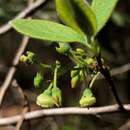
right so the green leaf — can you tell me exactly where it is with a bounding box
[55,0,97,36]
[91,0,118,34]
[11,19,87,45]
[55,0,83,35]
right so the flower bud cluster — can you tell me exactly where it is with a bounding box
[20,51,36,64]
[71,65,84,88]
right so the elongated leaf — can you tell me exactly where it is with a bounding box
[72,0,97,35]
[91,0,118,34]
[55,0,82,34]
[11,19,87,45]
[55,0,97,36]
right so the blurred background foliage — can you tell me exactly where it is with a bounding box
[0,0,130,130]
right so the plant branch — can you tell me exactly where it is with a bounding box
[0,104,129,126]
[0,0,48,108]
[110,63,130,76]
[12,66,30,128]
[0,37,30,107]
[0,0,48,35]
[96,54,125,111]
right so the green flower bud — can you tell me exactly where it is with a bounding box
[20,55,28,63]
[71,64,80,78]
[79,88,96,107]
[26,51,36,64]
[20,51,36,64]
[56,42,70,54]
[34,72,43,88]
[71,69,79,78]
[76,48,85,54]
[36,89,55,108]
[52,87,62,107]
[79,70,84,81]
[85,57,95,65]
[71,75,80,88]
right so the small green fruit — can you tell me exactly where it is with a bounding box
[36,89,55,108]
[52,87,62,107]
[79,88,96,107]
[79,96,96,107]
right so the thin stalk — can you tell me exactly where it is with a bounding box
[69,50,85,65]
[89,72,100,88]
[48,82,53,90]
[82,69,88,87]
[96,54,125,111]
[53,66,58,88]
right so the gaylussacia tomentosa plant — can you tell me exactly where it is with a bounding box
[11,0,124,109]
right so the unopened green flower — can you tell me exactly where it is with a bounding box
[71,69,79,78]
[20,55,28,63]
[20,51,36,64]
[52,87,62,107]
[34,72,43,88]
[56,42,70,54]
[76,48,85,55]
[79,88,96,107]
[71,75,80,88]
[85,57,95,65]
[26,51,36,64]
[36,89,55,108]
[71,65,84,88]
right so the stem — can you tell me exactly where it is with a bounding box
[69,50,84,65]
[48,82,53,90]
[89,72,100,88]
[82,69,88,87]
[54,67,58,88]
[40,63,52,69]
[53,62,59,88]
[96,54,125,111]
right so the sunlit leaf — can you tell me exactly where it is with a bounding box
[11,19,87,45]
[91,0,118,34]
[55,0,97,36]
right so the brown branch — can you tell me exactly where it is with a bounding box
[13,3,33,130]
[96,55,125,111]
[0,0,48,35]
[12,80,30,130]
[110,63,130,76]
[0,37,29,107]
[96,63,130,80]
[15,107,29,130]
[0,104,129,126]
